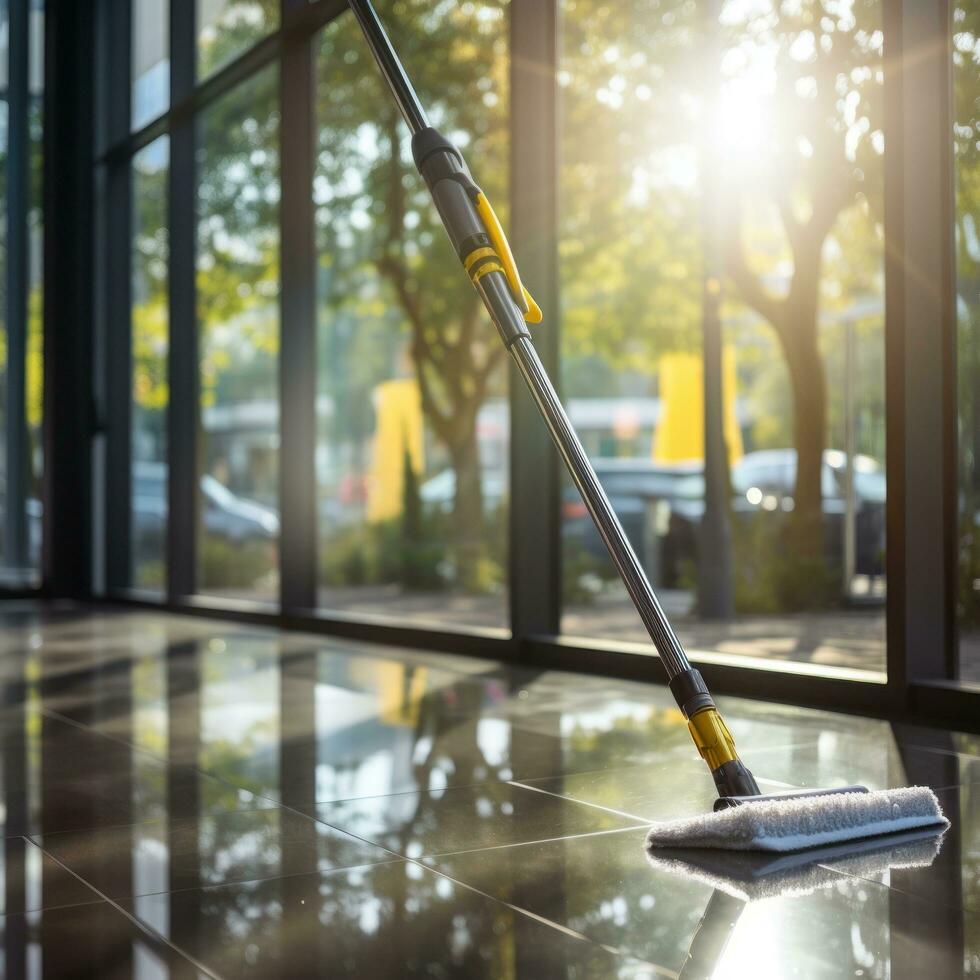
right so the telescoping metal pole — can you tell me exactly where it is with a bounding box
[348,0,761,799]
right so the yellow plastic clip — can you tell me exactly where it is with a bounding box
[474,192,543,324]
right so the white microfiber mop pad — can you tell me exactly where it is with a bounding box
[645,828,945,901]
[645,786,949,853]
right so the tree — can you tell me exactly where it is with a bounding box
[717,0,884,565]
[558,0,704,382]
[315,4,512,591]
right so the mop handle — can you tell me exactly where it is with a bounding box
[348,0,762,798]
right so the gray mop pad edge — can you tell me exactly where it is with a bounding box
[645,829,945,902]
[645,785,949,853]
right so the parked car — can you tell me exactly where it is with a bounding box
[562,458,703,587]
[409,448,886,590]
[562,449,885,587]
[133,462,280,552]
[730,449,885,576]
[419,467,509,514]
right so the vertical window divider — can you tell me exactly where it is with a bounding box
[42,0,94,597]
[884,0,958,700]
[508,0,561,639]
[103,0,134,593]
[167,0,199,601]
[278,0,318,615]
[5,0,30,574]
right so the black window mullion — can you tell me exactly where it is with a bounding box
[508,0,561,638]
[42,0,94,597]
[5,0,30,573]
[167,1,198,600]
[278,13,318,614]
[103,0,134,592]
[883,0,958,696]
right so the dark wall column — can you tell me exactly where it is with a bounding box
[883,0,958,695]
[100,0,134,593]
[167,4,199,600]
[509,0,561,638]
[42,0,95,596]
[279,0,318,614]
[5,0,30,571]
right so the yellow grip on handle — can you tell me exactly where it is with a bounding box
[473,192,542,324]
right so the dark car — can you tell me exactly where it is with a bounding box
[133,462,280,555]
[562,449,886,588]
[730,449,885,576]
[562,459,704,587]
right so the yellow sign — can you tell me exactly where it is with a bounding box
[366,378,425,523]
[653,349,743,464]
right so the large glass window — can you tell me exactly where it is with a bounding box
[196,65,280,603]
[131,136,169,591]
[312,5,510,630]
[955,2,980,682]
[559,0,886,675]
[0,0,43,584]
[131,0,169,130]
[197,0,278,80]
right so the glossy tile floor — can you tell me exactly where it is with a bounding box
[0,603,976,977]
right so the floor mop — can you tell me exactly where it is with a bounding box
[348,0,949,851]
[648,827,946,977]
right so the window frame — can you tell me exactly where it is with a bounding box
[27,0,978,731]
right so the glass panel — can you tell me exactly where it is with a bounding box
[196,66,279,603]
[0,3,8,572]
[132,136,169,592]
[955,2,980,682]
[132,0,169,130]
[559,0,886,675]
[197,0,278,81]
[0,0,43,582]
[26,0,42,578]
[313,6,510,630]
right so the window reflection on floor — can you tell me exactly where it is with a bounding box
[1,610,973,977]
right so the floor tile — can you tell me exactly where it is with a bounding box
[0,900,212,978]
[513,759,723,823]
[427,825,973,978]
[0,837,101,914]
[727,735,980,794]
[0,715,275,837]
[30,806,396,899]
[305,781,641,859]
[123,860,660,978]
[0,605,977,978]
[826,784,980,912]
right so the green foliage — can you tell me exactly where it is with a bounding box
[731,515,840,614]
[559,0,704,385]
[197,0,281,80]
[320,513,447,593]
[960,519,980,632]
[199,537,274,591]
[562,541,614,605]
[955,5,980,637]
[398,445,445,591]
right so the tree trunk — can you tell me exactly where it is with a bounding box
[782,320,827,567]
[448,418,486,593]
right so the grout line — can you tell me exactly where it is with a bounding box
[404,858,679,979]
[507,779,657,825]
[27,843,226,980]
[419,823,652,862]
[50,856,409,905]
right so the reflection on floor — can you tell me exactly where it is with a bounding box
[0,603,975,977]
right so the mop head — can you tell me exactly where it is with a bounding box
[645,785,948,853]
[646,826,946,901]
